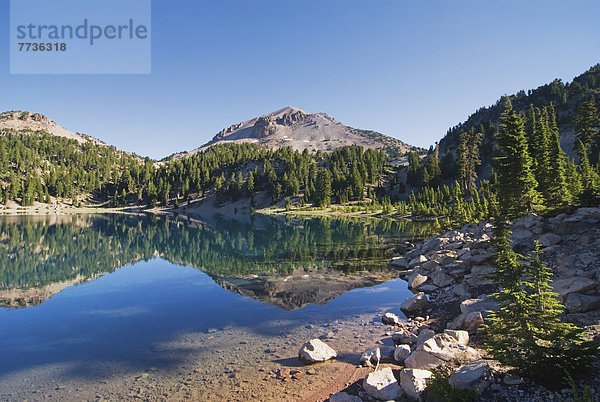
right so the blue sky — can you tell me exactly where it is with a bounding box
[1,0,599,159]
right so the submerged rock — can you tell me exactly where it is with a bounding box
[298,339,337,363]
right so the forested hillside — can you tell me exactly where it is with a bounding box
[0,131,146,206]
[1,65,599,224]
[437,63,600,180]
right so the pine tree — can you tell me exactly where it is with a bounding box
[494,97,541,218]
[457,129,481,192]
[246,171,255,195]
[576,140,600,206]
[565,158,582,202]
[350,164,363,199]
[545,104,570,206]
[528,107,551,203]
[425,150,442,188]
[313,169,332,207]
[484,226,597,383]
[575,98,599,163]
[407,152,421,187]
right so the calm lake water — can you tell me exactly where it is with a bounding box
[0,213,434,396]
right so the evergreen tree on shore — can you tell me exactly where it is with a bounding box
[494,97,540,218]
[575,98,599,164]
[484,224,597,383]
[545,104,570,206]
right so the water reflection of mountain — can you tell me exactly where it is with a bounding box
[0,214,435,309]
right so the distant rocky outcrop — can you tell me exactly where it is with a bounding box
[172,106,418,159]
[0,111,103,144]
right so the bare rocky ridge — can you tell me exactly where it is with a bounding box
[172,106,418,159]
[0,111,103,145]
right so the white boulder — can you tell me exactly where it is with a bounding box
[298,339,337,363]
[362,367,402,401]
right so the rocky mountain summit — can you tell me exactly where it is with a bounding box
[0,111,102,144]
[174,106,417,158]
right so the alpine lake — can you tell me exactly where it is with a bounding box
[0,213,436,400]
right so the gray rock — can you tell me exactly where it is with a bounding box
[416,328,435,346]
[511,229,533,240]
[404,333,481,370]
[575,207,600,220]
[449,360,491,392]
[431,267,454,287]
[537,232,562,247]
[452,282,471,299]
[443,329,470,346]
[456,248,470,258]
[329,391,362,402]
[554,216,587,235]
[298,339,337,363]
[409,255,428,268]
[418,284,439,292]
[447,264,470,279]
[514,214,542,229]
[393,329,418,345]
[362,367,402,401]
[399,368,433,400]
[556,254,578,266]
[460,297,498,318]
[446,241,465,250]
[394,344,412,363]
[447,311,484,333]
[552,277,599,301]
[382,312,401,326]
[503,374,523,385]
[471,264,495,277]
[389,256,409,269]
[420,260,441,271]
[468,252,496,265]
[360,347,381,367]
[409,273,428,289]
[565,293,600,313]
[401,293,430,315]
[579,253,595,267]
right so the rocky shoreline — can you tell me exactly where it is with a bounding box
[306,207,600,401]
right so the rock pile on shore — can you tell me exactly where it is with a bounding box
[323,207,600,401]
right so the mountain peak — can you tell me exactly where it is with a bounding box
[267,106,308,117]
[171,106,417,159]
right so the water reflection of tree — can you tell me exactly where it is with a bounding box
[0,214,437,290]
